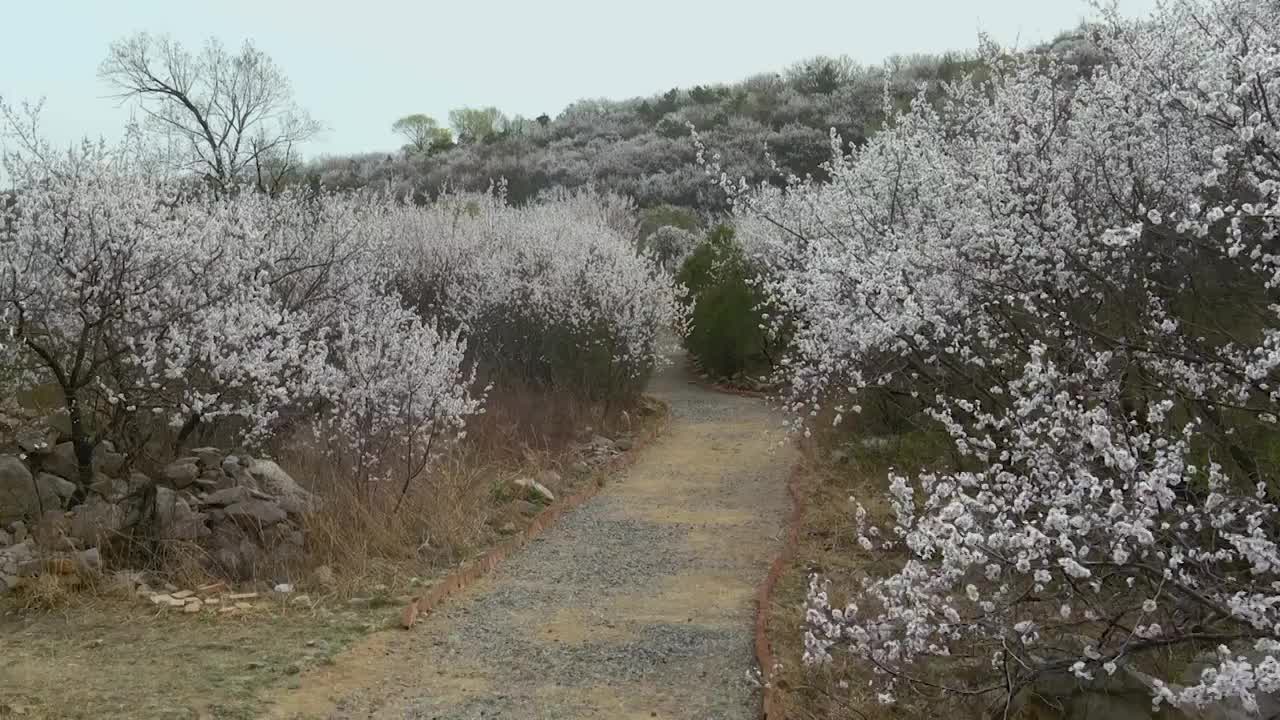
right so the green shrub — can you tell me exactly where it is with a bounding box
[676,225,777,379]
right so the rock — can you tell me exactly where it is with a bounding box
[74,547,102,573]
[0,529,9,547]
[88,476,128,502]
[126,472,153,494]
[171,589,194,599]
[154,486,210,541]
[10,520,27,543]
[202,486,252,507]
[571,461,590,475]
[42,442,80,482]
[160,461,200,489]
[224,499,287,528]
[614,437,634,451]
[536,470,562,486]
[513,477,555,504]
[182,599,203,613]
[497,522,518,535]
[0,455,36,524]
[69,498,125,546]
[248,459,314,506]
[191,447,224,469]
[221,456,240,476]
[35,472,76,502]
[197,581,227,594]
[16,427,56,455]
[149,593,174,605]
[4,539,34,564]
[275,494,307,517]
[227,592,258,601]
[192,475,222,493]
[273,582,294,594]
[209,525,261,578]
[92,449,126,477]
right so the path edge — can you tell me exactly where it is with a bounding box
[399,398,672,629]
[755,463,807,719]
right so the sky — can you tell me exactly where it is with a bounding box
[0,0,1160,161]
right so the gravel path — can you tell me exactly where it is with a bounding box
[269,356,794,719]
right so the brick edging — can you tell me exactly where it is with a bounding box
[399,401,671,629]
[755,464,806,719]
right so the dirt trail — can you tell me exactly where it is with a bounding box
[265,356,794,719]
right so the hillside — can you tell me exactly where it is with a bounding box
[301,31,1104,210]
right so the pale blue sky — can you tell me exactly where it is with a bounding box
[1,0,1158,159]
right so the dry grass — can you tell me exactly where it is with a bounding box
[263,384,642,601]
[767,426,982,720]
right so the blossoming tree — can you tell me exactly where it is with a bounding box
[720,0,1280,713]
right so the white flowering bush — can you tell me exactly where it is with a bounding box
[386,188,682,402]
[719,0,1280,713]
[0,125,481,497]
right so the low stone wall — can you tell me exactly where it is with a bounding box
[0,437,314,594]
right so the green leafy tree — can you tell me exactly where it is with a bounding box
[392,114,453,155]
[787,55,856,95]
[676,225,779,378]
[448,106,507,144]
[391,112,453,154]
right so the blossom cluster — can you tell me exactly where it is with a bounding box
[722,0,1280,712]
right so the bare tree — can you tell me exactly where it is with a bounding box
[99,33,320,195]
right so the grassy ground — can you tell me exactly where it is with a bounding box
[0,597,370,719]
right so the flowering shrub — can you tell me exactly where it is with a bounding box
[720,0,1280,713]
[386,188,682,402]
[0,127,481,496]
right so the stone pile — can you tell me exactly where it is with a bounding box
[576,434,627,468]
[0,436,316,594]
